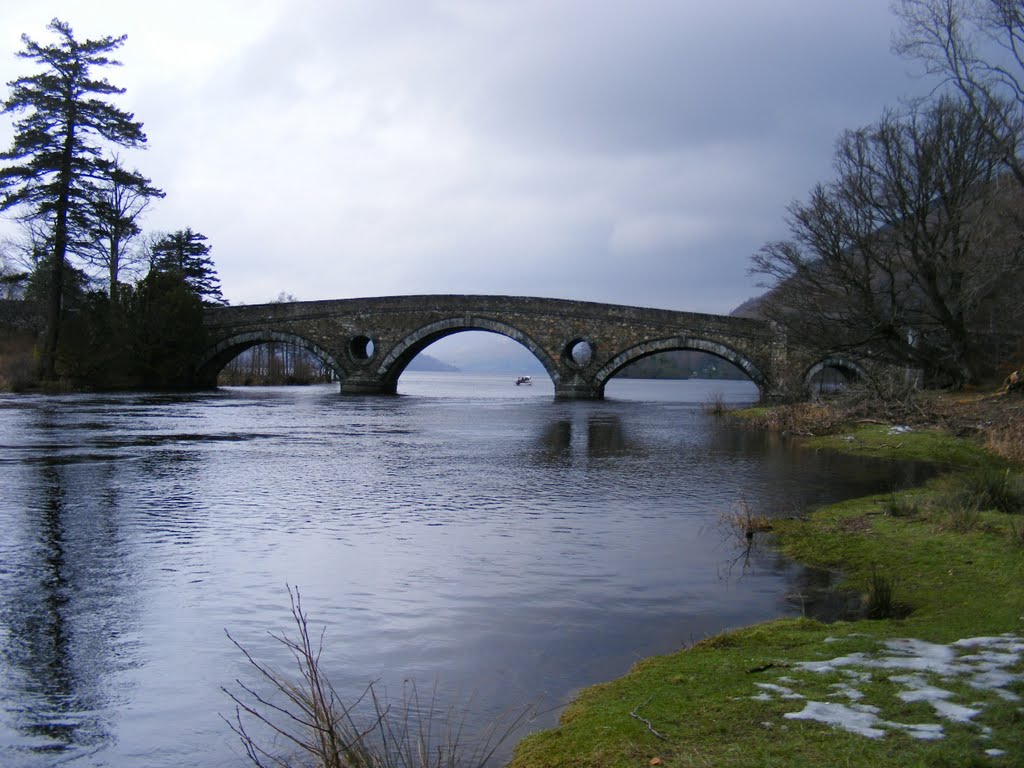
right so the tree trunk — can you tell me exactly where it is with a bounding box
[109,238,120,304]
[41,109,78,381]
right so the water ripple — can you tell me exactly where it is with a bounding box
[0,377,931,767]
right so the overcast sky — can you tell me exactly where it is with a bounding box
[0,1,937,314]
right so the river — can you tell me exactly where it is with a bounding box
[0,374,925,767]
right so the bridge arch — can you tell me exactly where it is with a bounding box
[196,330,344,385]
[803,355,866,394]
[593,336,769,397]
[377,316,562,389]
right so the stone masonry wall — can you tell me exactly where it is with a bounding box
[201,295,820,400]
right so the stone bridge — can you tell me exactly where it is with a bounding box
[199,294,863,401]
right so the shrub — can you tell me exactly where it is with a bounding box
[864,567,899,619]
[739,402,843,435]
[719,500,773,547]
[982,417,1024,463]
[703,392,730,416]
[881,493,921,519]
[961,469,1024,515]
[942,499,983,533]
[222,587,534,768]
[1010,519,1024,548]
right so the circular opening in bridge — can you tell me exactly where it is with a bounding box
[349,335,376,362]
[564,338,594,369]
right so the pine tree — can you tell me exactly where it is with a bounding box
[150,228,226,305]
[0,18,149,379]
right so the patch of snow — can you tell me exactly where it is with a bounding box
[954,634,1024,654]
[795,652,869,673]
[752,634,1022,756]
[890,674,981,723]
[985,748,1006,757]
[887,721,945,740]
[968,671,1022,701]
[884,638,957,661]
[784,701,886,738]
[824,633,870,643]
[794,636,1022,687]
[888,425,913,434]
[828,682,865,701]
[755,683,803,700]
[784,699,945,741]
[841,669,872,683]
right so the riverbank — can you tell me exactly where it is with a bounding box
[509,396,1024,768]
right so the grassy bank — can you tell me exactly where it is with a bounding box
[510,407,1024,768]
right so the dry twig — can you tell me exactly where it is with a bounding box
[630,696,667,741]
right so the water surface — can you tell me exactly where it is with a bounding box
[0,375,924,767]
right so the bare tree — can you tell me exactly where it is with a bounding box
[2,217,50,274]
[0,241,29,299]
[893,0,1024,184]
[752,97,1024,387]
[80,153,163,301]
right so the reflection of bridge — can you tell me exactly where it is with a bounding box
[199,295,862,401]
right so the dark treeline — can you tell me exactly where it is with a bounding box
[618,350,747,380]
[218,344,335,386]
[1,228,224,391]
[0,20,225,391]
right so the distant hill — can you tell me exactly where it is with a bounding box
[614,294,768,379]
[452,356,546,374]
[731,294,768,319]
[406,353,459,372]
[617,350,746,380]
[416,333,546,374]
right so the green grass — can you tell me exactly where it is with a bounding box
[731,406,772,420]
[730,402,1009,469]
[510,450,1024,768]
[807,423,998,468]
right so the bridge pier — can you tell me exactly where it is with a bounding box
[340,376,397,396]
[759,386,794,404]
[554,381,604,400]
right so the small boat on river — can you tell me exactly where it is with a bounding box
[515,375,533,386]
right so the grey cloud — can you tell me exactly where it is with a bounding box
[1,0,942,314]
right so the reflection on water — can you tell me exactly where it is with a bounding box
[2,443,138,762]
[0,376,931,767]
[537,414,631,458]
[780,565,866,622]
